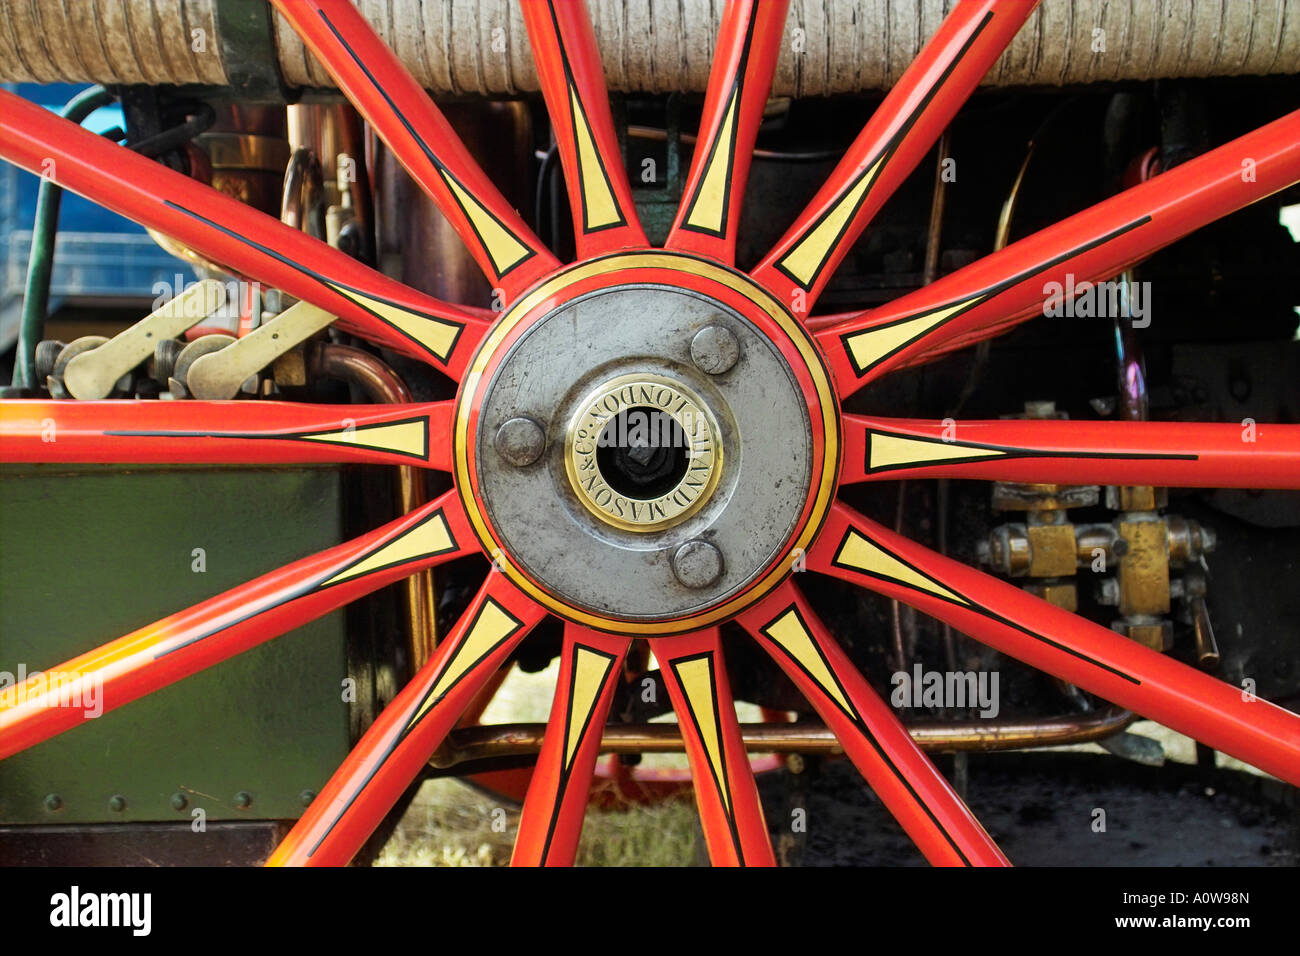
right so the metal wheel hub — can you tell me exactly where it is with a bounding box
[454,254,840,633]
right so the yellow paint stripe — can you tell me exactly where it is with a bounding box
[563,646,616,770]
[571,86,622,230]
[683,86,739,234]
[842,293,982,375]
[763,609,856,719]
[674,656,730,812]
[440,171,533,276]
[299,419,428,459]
[778,153,886,286]
[835,530,968,605]
[319,512,454,588]
[870,432,1006,471]
[326,283,461,361]
[407,600,520,730]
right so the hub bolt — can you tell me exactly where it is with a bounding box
[671,539,724,589]
[690,325,740,375]
[495,417,547,467]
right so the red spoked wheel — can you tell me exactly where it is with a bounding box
[2,0,1299,867]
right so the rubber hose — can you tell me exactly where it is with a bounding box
[12,85,115,391]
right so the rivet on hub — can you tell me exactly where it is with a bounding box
[495,417,547,467]
[690,325,740,375]
[108,794,127,812]
[671,539,724,589]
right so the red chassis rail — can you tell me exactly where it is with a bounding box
[841,416,1300,488]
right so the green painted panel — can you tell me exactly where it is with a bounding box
[0,464,352,824]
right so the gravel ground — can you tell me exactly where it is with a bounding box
[758,751,1298,866]
[378,721,1297,866]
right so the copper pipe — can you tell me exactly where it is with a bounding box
[288,103,372,262]
[1190,597,1221,670]
[310,343,438,670]
[890,481,910,673]
[281,147,327,239]
[922,130,951,286]
[429,708,1137,768]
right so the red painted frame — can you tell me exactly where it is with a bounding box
[1,0,1298,867]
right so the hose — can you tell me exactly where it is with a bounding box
[11,91,216,391]
[11,86,116,391]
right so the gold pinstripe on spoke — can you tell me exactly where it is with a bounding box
[563,646,617,769]
[570,86,622,229]
[405,600,521,731]
[325,282,462,361]
[439,171,533,275]
[842,293,984,376]
[683,87,740,233]
[674,656,731,812]
[762,608,857,719]
[869,432,1006,471]
[778,154,886,287]
[299,419,428,459]
[834,529,968,605]
[318,512,454,588]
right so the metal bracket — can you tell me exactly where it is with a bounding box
[186,300,336,400]
[63,279,228,399]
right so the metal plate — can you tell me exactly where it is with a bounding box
[475,284,813,621]
[0,465,351,824]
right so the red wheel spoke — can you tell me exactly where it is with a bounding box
[520,0,646,257]
[272,0,559,300]
[739,584,1007,867]
[0,89,488,377]
[0,400,455,470]
[649,630,776,866]
[0,492,477,760]
[267,576,547,866]
[819,109,1300,396]
[664,0,790,265]
[811,501,1300,786]
[841,415,1300,488]
[750,1,1035,316]
[511,625,631,866]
